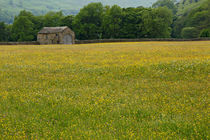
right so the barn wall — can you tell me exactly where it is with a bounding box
[37,33,59,45]
[59,29,75,44]
[37,27,76,45]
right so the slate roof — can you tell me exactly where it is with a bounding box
[38,26,69,34]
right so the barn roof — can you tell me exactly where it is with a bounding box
[38,26,69,34]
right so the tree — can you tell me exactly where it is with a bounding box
[73,3,104,40]
[120,8,139,38]
[12,16,34,41]
[181,27,199,38]
[60,15,75,29]
[120,7,145,38]
[44,11,64,27]
[18,10,34,19]
[6,24,12,41]
[190,10,210,30]
[0,19,12,42]
[152,0,177,14]
[142,7,173,38]
[172,0,210,38]
[33,16,45,39]
[10,10,46,41]
[102,5,123,38]
[200,28,210,37]
[0,22,7,41]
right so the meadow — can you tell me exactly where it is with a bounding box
[0,41,209,139]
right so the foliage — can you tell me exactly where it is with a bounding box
[120,7,144,38]
[0,0,209,41]
[8,10,67,41]
[60,15,75,29]
[200,28,210,37]
[73,3,104,40]
[0,22,10,41]
[73,4,173,40]
[181,27,199,38]
[172,0,210,38]
[0,0,157,24]
[142,7,173,38]
[152,0,177,14]
[0,41,209,139]
[176,0,206,16]
[11,11,38,41]
[11,16,35,41]
[102,5,123,39]
[43,11,64,27]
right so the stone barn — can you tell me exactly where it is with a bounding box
[37,26,75,45]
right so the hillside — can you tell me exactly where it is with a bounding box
[0,0,157,23]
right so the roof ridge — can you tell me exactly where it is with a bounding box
[38,26,70,34]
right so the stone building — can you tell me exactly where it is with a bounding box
[37,26,75,45]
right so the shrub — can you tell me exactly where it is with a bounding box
[181,27,199,38]
[200,28,210,37]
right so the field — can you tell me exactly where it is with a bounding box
[0,41,209,139]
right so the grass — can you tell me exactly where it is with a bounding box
[0,41,209,139]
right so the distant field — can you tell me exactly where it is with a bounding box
[0,41,209,139]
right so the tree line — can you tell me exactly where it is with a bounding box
[0,0,210,42]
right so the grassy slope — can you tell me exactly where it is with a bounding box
[0,0,156,21]
[0,42,209,139]
[0,0,157,10]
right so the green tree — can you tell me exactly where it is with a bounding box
[200,28,210,37]
[152,0,177,14]
[172,0,210,38]
[120,7,145,38]
[44,11,64,27]
[189,10,210,30]
[33,16,45,38]
[0,22,7,41]
[120,8,138,38]
[73,3,104,40]
[142,7,173,38]
[181,27,199,38]
[60,15,75,29]
[18,10,34,19]
[10,10,45,41]
[102,5,123,38]
[12,16,34,41]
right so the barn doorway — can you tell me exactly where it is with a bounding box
[63,35,73,44]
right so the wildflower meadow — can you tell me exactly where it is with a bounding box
[0,41,209,139]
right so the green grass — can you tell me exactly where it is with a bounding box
[0,41,209,139]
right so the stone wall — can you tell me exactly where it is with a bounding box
[59,28,75,44]
[0,41,39,45]
[37,33,59,45]
[75,38,210,44]
[1,38,210,45]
